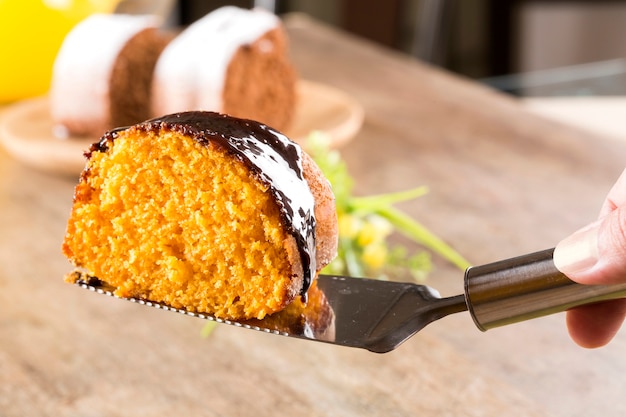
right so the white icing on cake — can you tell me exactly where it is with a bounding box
[230,124,317,286]
[50,14,160,137]
[152,6,279,115]
[238,125,316,282]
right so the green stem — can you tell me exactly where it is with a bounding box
[340,238,365,277]
[349,186,429,214]
[375,206,471,271]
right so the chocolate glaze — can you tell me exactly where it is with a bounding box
[88,111,317,296]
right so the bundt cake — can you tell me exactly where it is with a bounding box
[62,111,338,320]
[50,14,171,138]
[151,6,297,132]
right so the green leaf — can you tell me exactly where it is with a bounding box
[200,321,218,338]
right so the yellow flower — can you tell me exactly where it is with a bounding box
[356,216,392,247]
[361,242,388,271]
[338,212,361,240]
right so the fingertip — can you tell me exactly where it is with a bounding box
[566,300,626,348]
[554,222,600,282]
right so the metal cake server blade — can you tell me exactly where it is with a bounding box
[73,248,626,353]
[74,274,467,353]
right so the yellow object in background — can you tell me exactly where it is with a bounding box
[0,0,118,103]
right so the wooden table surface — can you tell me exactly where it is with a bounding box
[1,14,626,416]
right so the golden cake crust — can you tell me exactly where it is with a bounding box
[301,151,338,268]
[222,27,297,131]
[108,28,172,130]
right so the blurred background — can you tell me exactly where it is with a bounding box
[174,0,626,141]
[175,0,626,97]
[1,0,625,111]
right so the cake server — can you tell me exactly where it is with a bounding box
[74,248,626,353]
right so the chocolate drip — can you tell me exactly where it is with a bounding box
[85,125,127,158]
[90,111,317,295]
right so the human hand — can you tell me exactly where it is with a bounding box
[554,168,626,348]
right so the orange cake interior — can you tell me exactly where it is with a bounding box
[63,120,304,320]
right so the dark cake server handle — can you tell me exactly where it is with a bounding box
[464,248,626,331]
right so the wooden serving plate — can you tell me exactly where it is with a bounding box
[0,80,364,176]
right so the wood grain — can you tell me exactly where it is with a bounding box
[0,14,625,416]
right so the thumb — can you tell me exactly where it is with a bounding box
[554,208,626,286]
